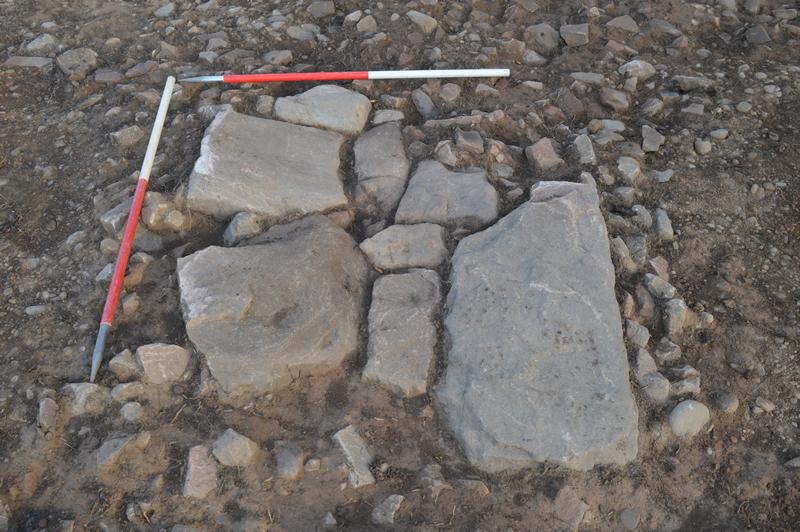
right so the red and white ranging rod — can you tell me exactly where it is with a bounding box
[90,76,176,382]
[180,68,510,84]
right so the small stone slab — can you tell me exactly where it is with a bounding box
[135,343,190,384]
[359,223,447,270]
[177,216,368,398]
[187,110,346,220]
[396,160,498,229]
[438,182,638,473]
[212,428,258,466]
[4,56,53,68]
[372,495,404,525]
[525,138,563,171]
[363,270,440,397]
[607,15,639,32]
[333,425,375,488]
[274,84,371,135]
[183,446,218,498]
[354,122,410,212]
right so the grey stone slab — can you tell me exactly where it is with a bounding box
[4,56,53,68]
[212,428,258,466]
[354,122,410,212]
[438,182,638,473]
[359,223,447,270]
[183,446,218,498]
[363,270,440,397]
[333,425,375,488]
[560,24,589,46]
[186,110,346,220]
[135,343,190,384]
[396,160,498,229]
[274,85,371,135]
[177,216,368,398]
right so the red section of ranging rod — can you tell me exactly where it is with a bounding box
[222,71,370,83]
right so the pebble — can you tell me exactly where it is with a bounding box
[736,101,752,113]
[694,139,712,155]
[620,508,640,530]
[212,428,258,467]
[668,400,710,438]
[716,392,739,414]
[755,397,776,413]
[710,129,729,140]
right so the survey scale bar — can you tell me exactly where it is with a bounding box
[180,68,510,84]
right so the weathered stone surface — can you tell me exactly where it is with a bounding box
[56,48,97,78]
[439,182,638,472]
[223,212,262,245]
[354,122,410,212]
[275,441,304,480]
[560,24,589,46]
[635,349,670,402]
[109,350,140,382]
[574,134,595,165]
[407,10,438,34]
[274,85,371,135]
[262,50,293,65]
[110,125,145,148]
[4,56,53,68]
[411,89,439,120]
[619,60,656,81]
[96,436,134,471]
[64,383,109,416]
[359,223,447,270]
[664,298,687,338]
[525,138,563,171]
[668,400,710,438]
[177,216,368,398]
[27,34,58,53]
[135,343,190,384]
[183,446,218,498]
[395,160,498,229]
[186,110,346,220]
[642,125,665,152]
[607,15,639,32]
[333,425,375,488]
[552,486,588,531]
[455,129,484,154]
[212,428,258,466]
[363,270,440,397]
[37,398,59,431]
[372,495,404,525]
[600,87,629,112]
[527,23,560,51]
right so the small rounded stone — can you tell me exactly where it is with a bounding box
[715,392,739,414]
[620,508,640,530]
[668,400,710,438]
[736,101,752,113]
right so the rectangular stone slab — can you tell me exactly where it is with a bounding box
[186,110,347,220]
[438,182,638,473]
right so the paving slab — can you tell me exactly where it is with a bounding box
[395,160,498,229]
[177,215,368,398]
[438,182,638,472]
[363,269,440,397]
[274,84,371,135]
[186,110,346,220]
[359,223,447,270]
[354,122,410,212]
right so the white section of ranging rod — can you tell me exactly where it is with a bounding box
[368,68,510,79]
[140,76,176,182]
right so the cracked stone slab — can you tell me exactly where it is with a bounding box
[186,110,346,220]
[395,160,498,229]
[354,122,410,212]
[274,84,371,135]
[177,216,368,398]
[363,269,440,397]
[438,182,638,473]
[359,223,447,270]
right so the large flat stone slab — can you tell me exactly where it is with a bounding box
[354,122,410,212]
[363,269,440,397]
[395,160,498,229]
[438,182,638,473]
[177,215,368,398]
[274,85,371,135]
[186,110,346,220]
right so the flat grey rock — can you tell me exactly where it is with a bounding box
[438,182,638,472]
[396,160,497,229]
[527,23,560,51]
[372,494,404,525]
[177,216,368,398]
[560,24,589,46]
[135,343,190,384]
[411,89,439,120]
[212,428,258,466]
[333,425,375,488]
[274,84,371,135]
[363,270,440,397]
[354,122,410,212]
[4,56,53,68]
[607,15,639,32]
[183,446,218,498]
[359,223,447,270]
[186,110,346,220]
